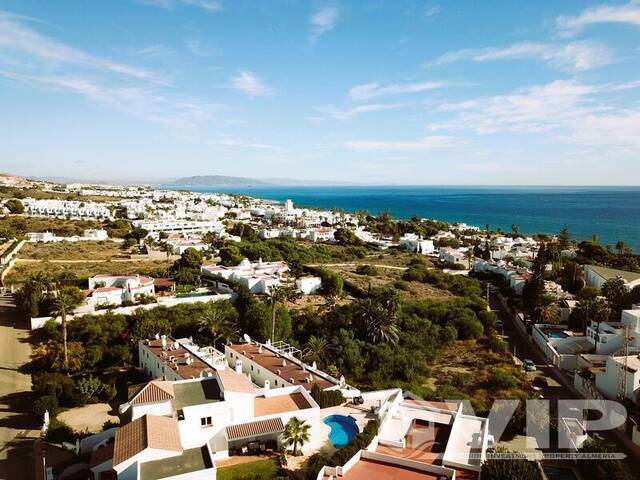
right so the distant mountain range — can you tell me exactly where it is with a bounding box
[165,175,353,187]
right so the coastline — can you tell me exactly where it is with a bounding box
[162,185,640,251]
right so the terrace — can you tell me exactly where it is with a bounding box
[172,379,222,410]
[139,446,213,480]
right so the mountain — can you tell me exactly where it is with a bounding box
[166,175,269,186]
[166,175,354,187]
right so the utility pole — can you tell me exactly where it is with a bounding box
[617,326,631,401]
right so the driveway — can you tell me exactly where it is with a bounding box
[0,293,39,479]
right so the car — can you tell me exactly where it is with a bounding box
[523,359,537,371]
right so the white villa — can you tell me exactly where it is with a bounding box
[439,247,471,268]
[201,258,289,294]
[296,276,322,294]
[88,274,155,307]
[399,234,434,255]
[27,229,109,243]
[584,265,640,290]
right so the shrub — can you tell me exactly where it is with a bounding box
[488,368,519,390]
[355,264,379,276]
[33,394,59,417]
[45,418,76,444]
[310,384,344,408]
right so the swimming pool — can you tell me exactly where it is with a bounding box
[549,331,569,339]
[324,415,359,447]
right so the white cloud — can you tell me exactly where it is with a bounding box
[206,135,282,151]
[425,4,441,17]
[343,135,455,152]
[556,1,640,37]
[309,7,339,42]
[0,10,163,83]
[428,41,611,72]
[229,70,274,97]
[318,103,404,120]
[137,0,222,12]
[0,11,219,132]
[348,80,447,101]
[430,79,640,154]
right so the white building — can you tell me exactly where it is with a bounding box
[88,274,155,307]
[25,199,111,219]
[595,355,640,401]
[296,276,322,294]
[93,369,323,480]
[399,234,434,255]
[586,305,640,355]
[134,219,225,236]
[318,390,493,480]
[201,258,289,294]
[27,229,109,243]
[439,247,470,268]
[225,338,355,396]
[584,265,640,290]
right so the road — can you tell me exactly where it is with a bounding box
[0,293,38,479]
[488,285,640,469]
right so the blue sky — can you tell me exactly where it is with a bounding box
[0,0,639,184]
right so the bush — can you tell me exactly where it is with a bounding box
[355,264,379,276]
[33,394,59,417]
[317,268,344,297]
[488,368,519,390]
[310,384,344,408]
[45,418,76,444]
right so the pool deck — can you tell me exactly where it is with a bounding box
[321,400,380,432]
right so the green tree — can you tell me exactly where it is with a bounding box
[303,336,331,368]
[558,225,571,250]
[601,276,629,321]
[50,286,85,370]
[4,198,24,214]
[198,301,239,348]
[537,294,560,324]
[18,272,53,318]
[480,449,542,480]
[615,240,626,255]
[281,417,311,456]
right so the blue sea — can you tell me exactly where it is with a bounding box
[164,185,640,251]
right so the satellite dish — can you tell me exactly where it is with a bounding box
[243,333,251,344]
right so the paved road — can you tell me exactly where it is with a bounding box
[488,285,640,469]
[0,293,38,479]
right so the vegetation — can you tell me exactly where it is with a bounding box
[309,384,344,408]
[576,438,635,480]
[0,215,131,240]
[480,449,543,480]
[281,417,311,456]
[4,198,24,213]
[19,240,129,261]
[216,458,282,480]
[304,419,379,480]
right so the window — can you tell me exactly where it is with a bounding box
[201,417,212,427]
[251,365,254,371]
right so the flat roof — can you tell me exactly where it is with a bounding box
[143,337,216,379]
[227,342,337,390]
[337,458,440,480]
[173,379,222,410]
[254,392,311,417]
[586,265,640,283]
[139,446,213,480]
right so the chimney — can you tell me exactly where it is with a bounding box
[312,361,317,370]
[258,345,263,354]
[282,359,287,367]
[235,359,243,374]
[264,380,270,391]
[161,336,167,348]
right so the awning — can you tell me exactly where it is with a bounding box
[225,417,285,441]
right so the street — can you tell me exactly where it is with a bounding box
[0,293,38,479]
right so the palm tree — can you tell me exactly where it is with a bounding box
[537,294,560,324]
[356,289,400,344]
[592,298,611,352]
[267,285,287,342]
[50,285,85,371]
[281,417,310,456]
[198,303,239,349]
[303,336,331,367]
[615,240,625,256]
[162,242,174,268]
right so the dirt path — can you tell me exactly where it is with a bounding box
[307,263,408,270]
[0,293,39,478]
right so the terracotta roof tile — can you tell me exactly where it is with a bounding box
[216,368,255,394]
[89,444,114,468]
[225,417,284,441]
[128,381,175,405]
[113,415,182,467]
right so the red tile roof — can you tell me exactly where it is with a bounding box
[113,415,182,467]
[128,381,175,405]
[225,417,285,441]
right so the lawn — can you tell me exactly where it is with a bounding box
[19,240,129,261]
[216,458,282,480]
[4,259,169,285]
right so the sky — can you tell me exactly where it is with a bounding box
[0,0,639,185]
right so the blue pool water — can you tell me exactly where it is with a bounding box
[324,415,359,447]
[549,331,569,339]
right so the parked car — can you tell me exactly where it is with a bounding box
[523,359,537,371]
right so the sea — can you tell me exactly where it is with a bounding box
[162,185,640,252]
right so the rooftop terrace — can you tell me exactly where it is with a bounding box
[173,379,221,410]
[139,446,213,480]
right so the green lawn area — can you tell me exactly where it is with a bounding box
[216,458,282,480]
